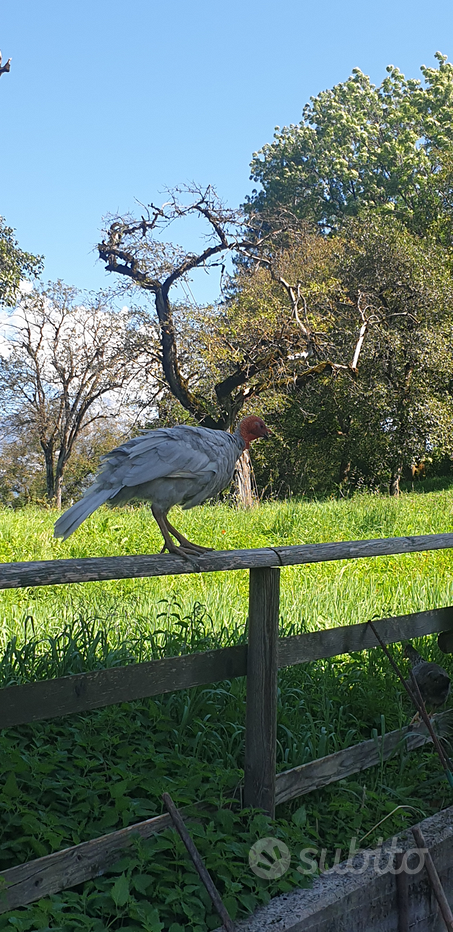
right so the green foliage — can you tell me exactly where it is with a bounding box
[0,604,451,928]
[249,53,453,241]
[0,218,43,307]
[251,214,453,496]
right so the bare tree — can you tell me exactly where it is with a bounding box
[97,187,368,426]
[0,281,151,507]
[98,185,252,430]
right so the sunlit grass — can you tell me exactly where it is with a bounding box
[1,491,453,647]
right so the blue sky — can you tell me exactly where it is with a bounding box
[2,0,453,303]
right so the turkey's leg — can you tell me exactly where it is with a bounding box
[164,515,214,553]
[151,505,213,555]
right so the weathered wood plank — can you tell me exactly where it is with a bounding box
[278,606,453,668]
[2,607,452,728]
[0,532,453,588]
[274,715,449,806]
[0,644,247,728]
[0,806,201,913]
[244,567,280,817]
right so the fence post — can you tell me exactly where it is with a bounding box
[244,566,280,818]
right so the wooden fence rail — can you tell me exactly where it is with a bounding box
[2,605,452,729]
[1,532,453,587]
[1,532,453,913]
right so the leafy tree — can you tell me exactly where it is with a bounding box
[248,53,453,242]
[0,419,127,506]
[338,215,453,492]
[0,217,43,306]
[244,55,453,494]
[0,281,151,507]
[253,215,453,495]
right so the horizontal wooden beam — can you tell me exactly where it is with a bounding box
[0,644,248,728]
[2,607,452,728]
[278,606,453,667]
[0,533,453,588]
[0,806,203,913]
[275,713,450,806]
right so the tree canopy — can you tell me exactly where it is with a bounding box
[248,53,453,242]
[253,214,453,496]
[3,56,453,503]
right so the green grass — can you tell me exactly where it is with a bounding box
[1,489,453,647]
[1,491,453,930]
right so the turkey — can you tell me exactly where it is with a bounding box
[404,643,451,714]
[54,415,271,555]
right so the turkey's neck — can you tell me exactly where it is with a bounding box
[234,427,248,451]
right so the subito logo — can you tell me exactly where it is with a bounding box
[248,837,291,879]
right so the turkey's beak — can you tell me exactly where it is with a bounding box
[263,426,272,439]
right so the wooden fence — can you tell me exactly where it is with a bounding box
[1,532,453,912]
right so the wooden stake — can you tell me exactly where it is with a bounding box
[411,825,453,932]
[162,793,235,932]
[368,621,453,788]
[244,566,280,817]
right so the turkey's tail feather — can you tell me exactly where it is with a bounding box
[54,488,115,540]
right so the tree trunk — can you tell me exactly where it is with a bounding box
[54,474,63,510]
[42,445,55,502]
[389,464,402,496]
[234,449,258,508]
[338,457,351,485]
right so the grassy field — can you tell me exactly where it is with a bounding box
[1,491,453,930]
[1,488,453,649]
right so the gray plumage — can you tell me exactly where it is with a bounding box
[54,416,270,554]
[404,644,451,711]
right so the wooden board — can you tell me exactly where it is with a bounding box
[0,644,247,728]
[278,606,453,667]
[2,607,452,728]
[0,532,453,587]
[0,806,203,912]
[274,715,450,806]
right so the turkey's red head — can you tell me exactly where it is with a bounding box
[239,416,272,449]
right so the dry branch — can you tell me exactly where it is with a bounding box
[411,825,453,931]
[0,51,11,76]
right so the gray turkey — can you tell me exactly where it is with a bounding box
[54,415,270,554]
[404,644,451,714]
